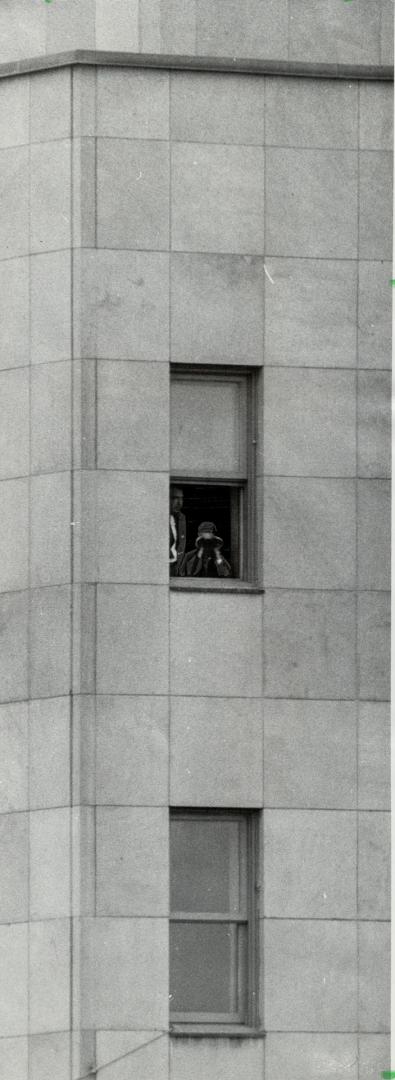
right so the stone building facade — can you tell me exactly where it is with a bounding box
[0,3,392,1079]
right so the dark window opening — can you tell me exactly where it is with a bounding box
[170,482,243,579]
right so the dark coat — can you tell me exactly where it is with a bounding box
[185,548,231,578]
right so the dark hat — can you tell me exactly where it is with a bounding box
[195,521,223,547]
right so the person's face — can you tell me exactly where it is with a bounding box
[171,489,183,514]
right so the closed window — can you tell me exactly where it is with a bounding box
[169,810,259,1032]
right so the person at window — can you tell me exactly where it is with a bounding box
[170,486,187,576]
[185,522,231,578]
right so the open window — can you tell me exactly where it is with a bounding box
[170,366,257,582]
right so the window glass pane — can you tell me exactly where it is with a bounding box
[170,378,247,476]
[170,818,245,913]
[170,922,245,1015]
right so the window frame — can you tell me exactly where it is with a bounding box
[169,808,260,1035]
[170,365,258,585]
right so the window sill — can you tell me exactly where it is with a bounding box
[170,1025,266,1039]
[170,579,264,595]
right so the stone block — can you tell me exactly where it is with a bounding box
[0,146,29,258]
[0,924,28,1036]
[0,1,45,64]
[72,67,96,138]
[264,809,356,918]
[263,368,356,477]
[96,695,168,805]
[358,261,391,369]
[263,590,356,699]
[358,592,390,701]
[359,84,393,151]
[265,77,358,148]
[30,69,71,143]
[358,921,390,1032]
[196,0,288,59]
[29,586,71,699]
[30,362,71,474]
[358,480,390,590]
[358,1035,391,1080]
[0,1037,28,1080]
[263,699,357,809]
[95,0,139,49]
[288,0,381,64]
[0,591,28,703]
[82,471,168,584]
[97,69,169,139]
[358,812,390,920]
[263,477,356,589]
[170,697,263,806]
[30,141,71,253]
[171,1037,264,1080]
[31,251,71,364]
[171,252,264,364]
[0,256,29,369]
[96,1030,169,1080]
[265,148,357,258]
[29,1033,70,1080]
[0,812,28,922]
[265,1034,357,1080]
[29,808,70,920]
[0,702,28,812]
[264,257,357,367]
[358,371,391,478]
[30,473,71,588]
[0,367,29,479]
[97,139,169,251]
[29,697,70,810]
[71,136,96,249]
[81,250,169,361]
[160,0,196,52]
[45,0,95,51]
[358,703,390,810]
[97,361,169,469]
[83,918,168,1029]
[96,807,168,916]
[264,919,357,1031]
[381,0,394,64]
[359,152,392,260]
[97,585,169,694]
[171,72,265,144]
[171,142,265,254]
[0,478,28,592]
[29,920,70,1034]
[170,592,263,696]
[0,76,29,148]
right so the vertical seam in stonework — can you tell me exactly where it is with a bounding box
[94,67,98,251]
[167,73,172,1068]
[27,69,32,1080]
[355,77,361,1047]
[70,63,76,1065]
[137,0,142,54]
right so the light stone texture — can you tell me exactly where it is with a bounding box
[96,807,169,916]
[171,142,265,254]
[30,473,71,587]
[0,367,29,480]
[358,921,390,1032]
[31,251,71,364]
[265,1034,358,1080]
[358,703,390,810]
[159,0,196,54]
[380,0,394,64]
[288,0,381,64]
[265,77,358,148]
[263,477,356,588]
[358,592,390,701]
[97,139,169,250]
[97,361,169,470]
[358,261,392,369]
[97,585,169,694]
[45,0,95,52]
[0,701,28,812]
[358,371,391,478]
[29,586,71,699]
[97,69,169,139]
[96,1030,169,1080]
[80,250,169,361]
[0,478,28,592]
[359,151,393,259]
[264,810,356,919]
[30,362,71,474]
[263,590,356,699]
[170,592,263,696]
[0,256,29,369]
[29,697,70,810]
[0,812,28,923]
[72,67,96,139]
[264,919,357,1031]
[263,369,356,477]
[83,918,168,1029]
[95,0,139,50]
[82,471,168,584]
[29,808,71,920]
[29,919,70,1034]
[359,83,393,150]
[358,812,390,920]
[95,695,168,806]
[170,696,263,806]
[263,699,357,809]
[358,480,390,590]
[171,252,264,364]
[0,591,28,703]
[0,146,29,259]
[171,1037,264,1080]
[196,0,288,59]
[265,148,358,258]
[264,258,357,367]
[171,72,265,144]
[0,75,29,148]
[30,141,71,253]
[30,68,71,143]
[358,1035,391,1080]
[29,1033,70,1080]
[0,924,28,1036]
[0,1037,28,1080]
